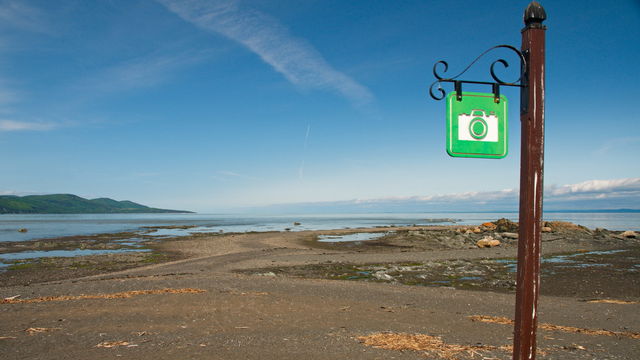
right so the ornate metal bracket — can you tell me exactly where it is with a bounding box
[429,45,527,103]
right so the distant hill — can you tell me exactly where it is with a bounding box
[0,194,192,214]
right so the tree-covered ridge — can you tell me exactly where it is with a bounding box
[0,194,191,214]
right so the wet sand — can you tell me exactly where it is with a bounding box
[1,221,639,359]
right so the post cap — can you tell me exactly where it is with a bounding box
[524,1,547,27]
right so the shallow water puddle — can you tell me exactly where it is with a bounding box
[495,249,628,273]
[144,226,220,237]
[113,240,146,247]
[318,232,390,242]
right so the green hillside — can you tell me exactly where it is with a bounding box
[0,194,192,214]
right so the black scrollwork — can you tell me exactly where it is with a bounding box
[429,45,526,101]
[432,60,449,81]
[428,78,447,101]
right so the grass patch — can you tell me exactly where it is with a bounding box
[6,261,38,271]
[142,253,169,263]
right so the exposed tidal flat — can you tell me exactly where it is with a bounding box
[1,215,639,359]
[1,215,638,296]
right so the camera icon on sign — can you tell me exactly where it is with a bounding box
[457,109,499,142]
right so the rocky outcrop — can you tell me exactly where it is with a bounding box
[494,218,519,232]
[543,221,591,234]
[476,236,501,248]
[621,230,637,238]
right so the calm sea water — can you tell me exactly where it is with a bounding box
[1,212,638,243]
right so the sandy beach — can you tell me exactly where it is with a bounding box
[1,221,639,359]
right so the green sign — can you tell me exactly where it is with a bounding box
[446,91,508,159]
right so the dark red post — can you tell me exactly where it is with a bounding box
[513,2,546,360]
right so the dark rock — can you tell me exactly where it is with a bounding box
[501,232,519,239]
[494,218,518,232]
[544,221,591,233]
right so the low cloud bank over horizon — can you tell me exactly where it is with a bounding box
[262,177,640,213]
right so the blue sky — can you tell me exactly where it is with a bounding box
[0,0,639,212]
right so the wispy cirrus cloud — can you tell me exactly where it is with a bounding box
[157,0,374,106]
[298,121,312,180]
[75,50,210,95]
[0,0,50,34]
[0,86,19,107]
[0,1,51,120]
[217,170,243,177]
[0,119,57,132]
[595,137,640,156]
[212,170,257,182]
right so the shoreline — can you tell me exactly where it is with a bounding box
[1,220,639,359]
[1,220,638,299]
[3,212,639,244]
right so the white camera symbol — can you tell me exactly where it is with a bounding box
[457,109,499,142]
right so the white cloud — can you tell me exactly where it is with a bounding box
[0,119,57,131]
[595,137,640,155]
[157,0,374,106]
[0,70,21,111]
[353,188,519,205]
[0,82,19,106]
[212,170,258,182]
[350,178,640,206]
[298,122,311,180]
[218,170,242,177]
[0,190,41,196]
[0,0,49,34]
[131,172,161,178]
[284,177,640,211]
[0,0,50,116]
[549,178,640,196]
[544,178,640,203]
[76,50,209,94]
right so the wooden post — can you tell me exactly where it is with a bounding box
[513,2,546,360]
